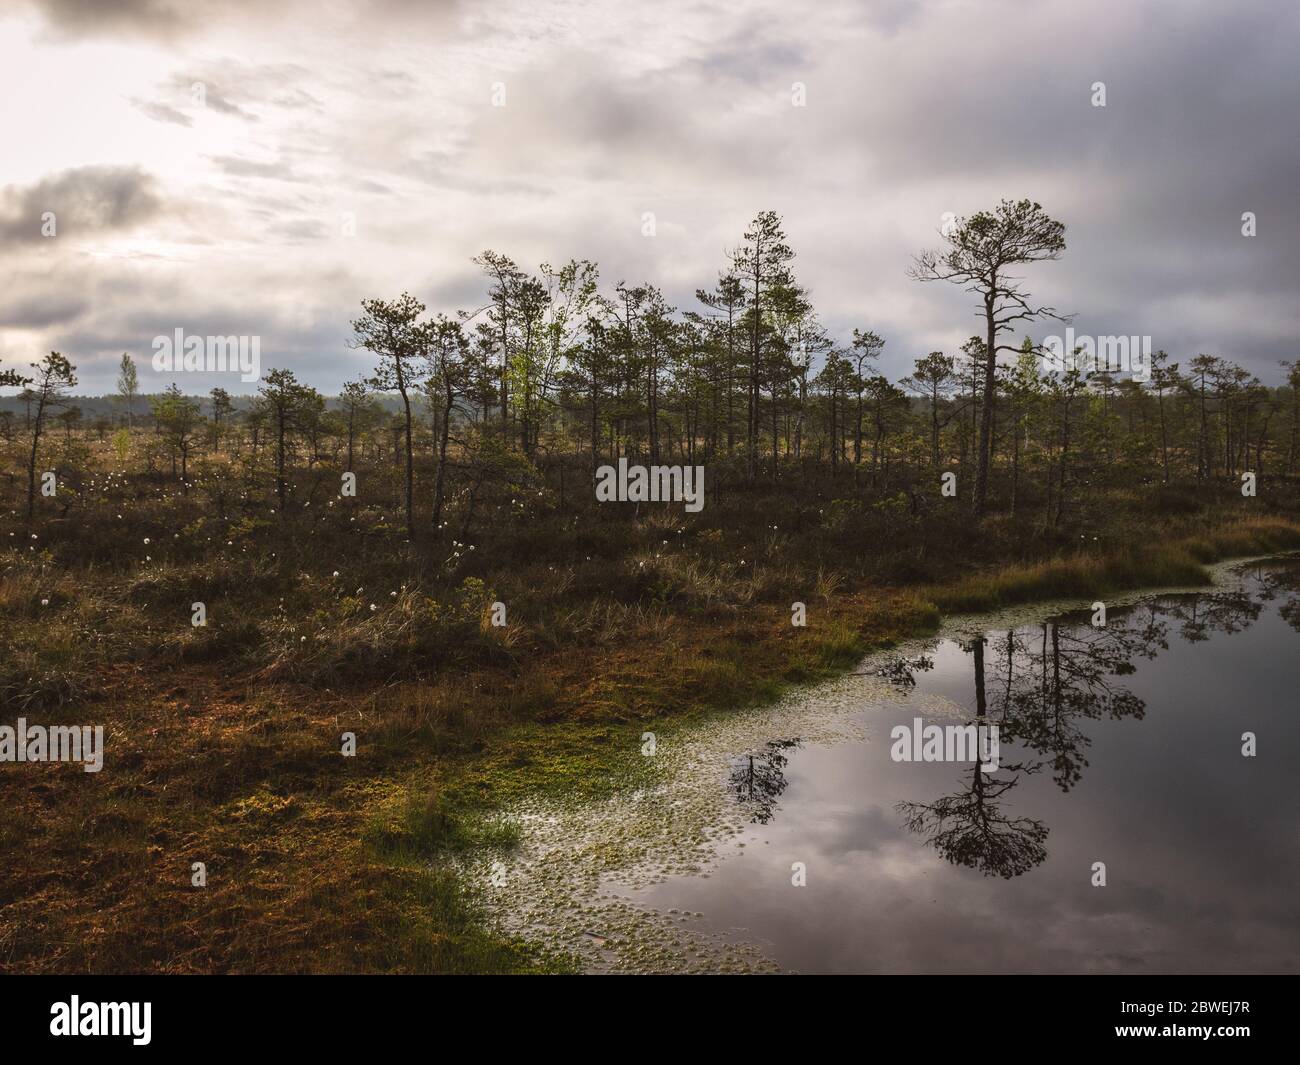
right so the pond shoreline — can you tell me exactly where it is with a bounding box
[465,548,1300,973]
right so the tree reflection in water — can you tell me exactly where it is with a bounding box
[873,653,935,691]
[728,739,802,824]
[1243,559,1300,633]
[896,585,1267,878]
[717,573,1287,874]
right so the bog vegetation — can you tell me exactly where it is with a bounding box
[2,203,1298,972]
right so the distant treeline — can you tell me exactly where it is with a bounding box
[3,203,1298,536]
[0,393,410,417]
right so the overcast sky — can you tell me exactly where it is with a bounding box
[1,0,1297,394]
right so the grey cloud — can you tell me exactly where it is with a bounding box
[161,71,263,121]
[271,88,326,111]
[345,177,395,195]
[26,0,464,44]
[270,218,330,241]
[201,90,259,122]
[206,155,306,182]
[0,166,163,243]
[48,299,350,393]
[27,0,194,40]
[0,291,89,329]
[130,97,193,126]
[24,0,298,41]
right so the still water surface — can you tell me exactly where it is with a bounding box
[607,560,1300,973]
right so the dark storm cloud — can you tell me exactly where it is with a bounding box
[0,166,163,243]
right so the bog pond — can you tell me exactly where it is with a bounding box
[466,557,1300,973]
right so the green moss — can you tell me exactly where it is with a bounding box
[375,865,579,974]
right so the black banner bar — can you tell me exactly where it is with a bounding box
[0,975,1291,1052]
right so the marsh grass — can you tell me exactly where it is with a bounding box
[926,517,1300,613]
